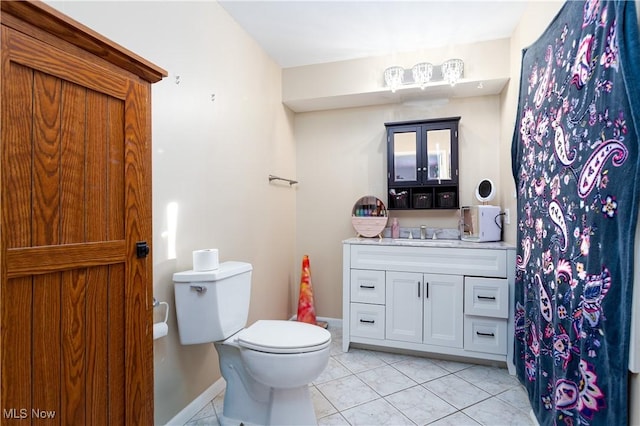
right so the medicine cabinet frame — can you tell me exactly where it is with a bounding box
[385,116,460,210]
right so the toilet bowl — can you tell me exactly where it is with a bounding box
[173,262,331,425]
[238,320,331,389]
[218,320,330,425]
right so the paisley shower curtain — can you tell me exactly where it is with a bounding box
[511,1,640,425]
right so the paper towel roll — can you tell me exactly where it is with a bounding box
[153,322,168,340]
[193,249,219,271]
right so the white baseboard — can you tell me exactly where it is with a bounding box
[165,318,342,425]
[319,317,343,328]
[289,316,343,329]
[165,378,225,426]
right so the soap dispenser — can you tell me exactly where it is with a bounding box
[391,218,399,239]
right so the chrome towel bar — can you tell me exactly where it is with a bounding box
[268,174,298,186]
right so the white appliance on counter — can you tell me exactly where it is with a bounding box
[460,205,501,242]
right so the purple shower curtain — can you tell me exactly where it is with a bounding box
[511,1,640,425]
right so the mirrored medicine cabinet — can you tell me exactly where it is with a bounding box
[386,117,460,210]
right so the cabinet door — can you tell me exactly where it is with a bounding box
[387,125,422,186]
[423,274,463,348]
[423,121,458,184]
[385,271,423,343]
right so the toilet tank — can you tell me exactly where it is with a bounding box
[174,261,252,345]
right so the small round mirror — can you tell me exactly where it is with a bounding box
[476,179,495,203]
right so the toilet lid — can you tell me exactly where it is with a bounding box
[237,320,331,354]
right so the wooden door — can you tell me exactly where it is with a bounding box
[1,17,156,425]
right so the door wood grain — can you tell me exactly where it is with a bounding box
[1,4,166,423]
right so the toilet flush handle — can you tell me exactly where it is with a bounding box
[190,285,207,294]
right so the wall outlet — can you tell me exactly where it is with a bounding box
[504,208,511,225]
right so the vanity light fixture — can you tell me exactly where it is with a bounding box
[441,58,464,86]
[411,62,433,90]
[384,59,464,92]
[384,66,404,93]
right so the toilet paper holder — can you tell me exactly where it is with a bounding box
[153,297,169,324]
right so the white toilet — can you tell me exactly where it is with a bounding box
[173,261,331,426]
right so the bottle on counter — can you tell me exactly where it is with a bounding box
[391,218,399,239]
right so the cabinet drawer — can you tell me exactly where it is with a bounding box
[351,269,385,304]
[350,303,385,339]
[464,277,508,318]
[351,244,507,277]
[464,316,507,355]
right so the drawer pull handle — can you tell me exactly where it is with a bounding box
[360,285,375,289]
[477,295,496,301]
[360,319,375,324]
[476,331,495,337]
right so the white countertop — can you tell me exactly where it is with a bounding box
[343,237,515,250]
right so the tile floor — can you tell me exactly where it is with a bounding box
[184,325,537,426]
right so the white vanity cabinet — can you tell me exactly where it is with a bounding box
[342,238,516,371]
[386,272,463,348]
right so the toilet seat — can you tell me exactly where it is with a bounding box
[237,320,331,354]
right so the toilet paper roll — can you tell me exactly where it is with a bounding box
[193,249,219,271]
[153,322,168,340]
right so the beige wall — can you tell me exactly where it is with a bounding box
[283,38,510,111]
[44,0,640,424]
[295,0,640,422]
[47,1,296,424]
[289,37,511,320]
[498,1,563,245]
[294,96,502,318]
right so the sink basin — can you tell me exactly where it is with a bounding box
[391,238,461,247]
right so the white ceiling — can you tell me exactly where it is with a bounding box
[218,1,527,68]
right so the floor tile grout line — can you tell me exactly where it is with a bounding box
[310,384,342,419]
[318,351,505,424]
[187,326,534,426]
[383,383,457,425]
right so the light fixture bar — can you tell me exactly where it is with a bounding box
[384,59,464,91]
